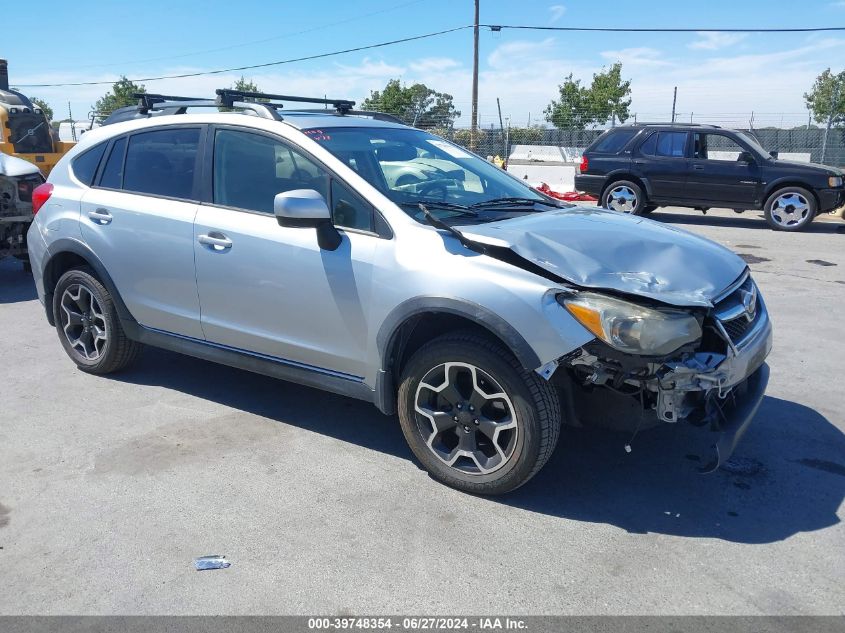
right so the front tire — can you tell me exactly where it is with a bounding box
[53,267,140,374]
[397,331,561,495]
[764,186,816,231]
[602,180,647,215]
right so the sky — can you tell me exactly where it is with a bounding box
[3,0,845,128]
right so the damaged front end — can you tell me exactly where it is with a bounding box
[561,272,772,472]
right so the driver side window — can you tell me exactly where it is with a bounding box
[212,128,328,213]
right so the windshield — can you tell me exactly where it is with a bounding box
[303,126,551,222]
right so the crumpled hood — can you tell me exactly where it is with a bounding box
[456,206,747,307]
[0,151,42,178]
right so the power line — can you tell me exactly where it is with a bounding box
[16,22,845,88]
[484,24,845,33]
[15,25,474,88]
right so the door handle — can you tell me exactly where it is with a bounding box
[692,164,705,170]
[198,233,233,250]
[633,160,645,165]
[88,208,112,224]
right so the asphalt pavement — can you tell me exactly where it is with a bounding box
[1,207,843,615]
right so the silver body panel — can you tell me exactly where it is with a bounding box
[29,111,770,407]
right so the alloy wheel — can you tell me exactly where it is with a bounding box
[59,284,107,361]
[414,362,518,475]
[770,192,810,228]
[606,185,638,213]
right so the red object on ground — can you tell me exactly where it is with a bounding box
[535,182,597,202]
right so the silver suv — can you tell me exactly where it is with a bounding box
[27,90,772,495]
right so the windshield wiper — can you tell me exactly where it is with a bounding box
[469,196,561,209]
[398,200,478,217]
[418,203,486,252]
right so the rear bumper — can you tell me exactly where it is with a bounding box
[818,187,844,213]
[574,174,605,197]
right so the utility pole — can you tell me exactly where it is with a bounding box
[496,96,504,153]
[470,0,479,151]
[671,86,677,123]
[821,83,840,164]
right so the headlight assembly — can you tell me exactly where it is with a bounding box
[828,175,843,188]
[559,292,702,356]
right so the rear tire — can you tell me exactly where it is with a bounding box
[397,331,561,495]
[52,267,140,374]
[601,180,647,215]
[764,186,816,231]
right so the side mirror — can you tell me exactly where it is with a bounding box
[273,189,341,251]
[769,150,779,159]
[738,151,755,164]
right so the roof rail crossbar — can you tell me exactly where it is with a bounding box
[133,92,204,114]
[215,89,355,114]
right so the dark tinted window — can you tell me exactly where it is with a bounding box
[331,179,372,231]
[655,132,688,157]
[594,129,638,153]
[123,128,199,199]
[213,129,327,213]
[71,143,106,186]
[638,132,657,155]
[99,137,127,189]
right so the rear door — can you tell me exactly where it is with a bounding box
[633,130,690,200]
[79,126,205,338]
[687,132,762,205]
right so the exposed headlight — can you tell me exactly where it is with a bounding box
[829,176,843,188]
[559,292,702,356]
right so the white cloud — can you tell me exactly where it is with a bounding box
[548,5,566,23]
[600,47,671,67]
[688,32,747,50]
[408,58,461,73]
[487,38,557,69]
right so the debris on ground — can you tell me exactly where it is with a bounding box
[534,182,598,202]
[194,555,231,571]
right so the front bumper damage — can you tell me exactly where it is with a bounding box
[564,276,773,472]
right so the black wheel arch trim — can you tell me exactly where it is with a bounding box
[373,296,542,415]
[601,172,653,199]
[42,237,136,327]
[763,179,820,207]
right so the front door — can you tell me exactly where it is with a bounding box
[687,132,762,205]
[633,130,690,200]
[193,127,379,378]
[79,127,204,338]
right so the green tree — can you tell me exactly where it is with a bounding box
[545,63,632,129]
[361,79,460,129]
[543,74,593,129]
[232,76,261,94]
[588,63,632,126]
[30,97,53,121]
[804,68,845,127]
[93,76,146,122]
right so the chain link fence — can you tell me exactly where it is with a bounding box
[377,111,845,167]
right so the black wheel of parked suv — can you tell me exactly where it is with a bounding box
[601,180,648,215]
[52,267,141,374]
[397,331,561,495]
[763,186,817,231]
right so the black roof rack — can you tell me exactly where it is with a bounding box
[100,89,412,127]
[214,89,355,114]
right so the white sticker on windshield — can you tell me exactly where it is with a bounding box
[427,139,472,159]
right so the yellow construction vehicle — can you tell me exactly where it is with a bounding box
[0,59,75,177]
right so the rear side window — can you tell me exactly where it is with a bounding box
[99,137,127,189]
[71,143,106,186]
[655,132,688,157]
[593,129,638,153]
[123,128,200,199]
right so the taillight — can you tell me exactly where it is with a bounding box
[579,156,589,174]
[17,180,34,202]
[31,183,54,215]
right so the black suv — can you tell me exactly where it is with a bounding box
[574,123,844,231]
